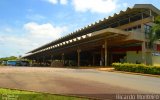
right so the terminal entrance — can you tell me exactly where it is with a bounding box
[111,52,126,63]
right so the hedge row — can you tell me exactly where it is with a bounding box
[112,63,160,75]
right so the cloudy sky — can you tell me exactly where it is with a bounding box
[0,0,159,57]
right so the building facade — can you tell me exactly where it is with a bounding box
[24,4,160,67]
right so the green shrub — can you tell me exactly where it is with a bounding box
[112,63,160,75]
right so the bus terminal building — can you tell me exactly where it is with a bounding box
[24,4,160,67]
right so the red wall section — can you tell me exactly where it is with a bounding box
[110,46,142,52]
[157,44,160,51]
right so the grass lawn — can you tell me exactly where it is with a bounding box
[0,88,88,100]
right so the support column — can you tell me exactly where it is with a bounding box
[51,55,53,67]
[149,9,152,16]
[37,58,40,66]
[37,58,39,66]
[141,16,146,65]
[77,49,81,67]
[101,48,103,66]
[40,59,42,66]
[92,53,95,66]
[62,53,65,66]
[142,42,146,64]
[43,56,45,66]
[31,59,34,66]
[104,39,108,66]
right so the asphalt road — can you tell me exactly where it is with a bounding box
[0,67,160,99]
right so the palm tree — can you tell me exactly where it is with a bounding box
[148,16,160,49]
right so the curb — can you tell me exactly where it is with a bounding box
[98,69,160,78]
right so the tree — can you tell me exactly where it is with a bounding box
[148,16,160,49]
[0,56,17,61]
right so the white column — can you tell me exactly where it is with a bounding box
[92,53,95,66]
[51,55,53,67]
[142,42,146,64]
[62,53,65,65]
[100,48,103,66]
[77,49,81,67]
[105,39,108,66]
[43,56,45,66]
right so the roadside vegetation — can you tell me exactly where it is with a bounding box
[0,56,18,66]
[0,88,88,100]
[0,56,17,61]
[112,63,160,75]
[0,56,31,66]
[147,16,160,49]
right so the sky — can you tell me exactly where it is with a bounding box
[0,0,160,58]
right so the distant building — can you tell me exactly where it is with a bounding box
[23,4,160,67]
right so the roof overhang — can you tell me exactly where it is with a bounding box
[25,4,160,56]
[23,28,130,58]
[91,28,129,37]
[133,4,160,15]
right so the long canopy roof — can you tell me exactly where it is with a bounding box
[27,4,160,54]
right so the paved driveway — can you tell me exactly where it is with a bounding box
[0,67,160,99]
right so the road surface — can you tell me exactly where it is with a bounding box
[0,67,159,99]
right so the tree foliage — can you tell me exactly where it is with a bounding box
[148,16,160,49]
[0,56,17,61]
[154,16,160,38]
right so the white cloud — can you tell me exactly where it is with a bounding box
[24,22,67,49]
[0,33,32,57]
[45,0,127,14]
[0,22,67,57]
[24,22,66,39]
[72,0,117,13]
[48,0,58,4]
[47,0,68,5]
[60,0,68,5]
[0,35,30,46]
